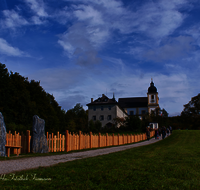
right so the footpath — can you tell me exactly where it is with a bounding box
[0,133,171,175]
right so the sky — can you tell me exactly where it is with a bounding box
[0,0,200,116]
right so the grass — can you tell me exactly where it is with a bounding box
[1,130,200,190]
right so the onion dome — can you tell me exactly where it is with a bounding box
[148,79,157,93]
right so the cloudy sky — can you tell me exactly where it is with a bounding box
[0,0,200,116]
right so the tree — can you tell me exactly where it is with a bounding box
[181,93,200,116]
[125,116,142,131]
[181,93,200,129]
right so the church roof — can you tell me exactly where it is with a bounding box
[148,80,157,93]
[118,97,148,108]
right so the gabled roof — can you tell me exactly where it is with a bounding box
[118,97,148,108]
[86,94,118,106]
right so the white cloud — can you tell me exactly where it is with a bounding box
[144,36,194,62]
[25,0,48,17]
[58,23,101,66]
[0,38,29,57]
[1,9,29,29]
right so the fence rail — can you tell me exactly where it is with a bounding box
[5,130,155,155]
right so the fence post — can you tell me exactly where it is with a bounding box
[65,130,69,152]
[57,131,59,152]
[106,133,108,146]
[51,133,54,152]
[98,133,101,147]
[79,131,81,150]
[90,132,92,148]
[26,130,30,153]
[118,134,120,145]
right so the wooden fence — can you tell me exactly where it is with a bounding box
[5,131,21,154]
[5,130,155,154]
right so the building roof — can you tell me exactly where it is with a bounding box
[118,97,148,108]
[86,94,118,106]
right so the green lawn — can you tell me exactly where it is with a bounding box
[1,130,200,190]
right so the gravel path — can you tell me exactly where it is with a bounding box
[0,134,170,175]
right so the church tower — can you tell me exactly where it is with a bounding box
[147,78,159,114]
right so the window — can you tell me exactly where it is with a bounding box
[151,95,154,99]
[92,116,96,121]
[142,110,146,114]
[99,115,104,121]
[101,106,104,111]
[107,115,112,120]
[130,111,134,115]
[93,106,96,111]
[108,106,111,110]
[104,98,107,102]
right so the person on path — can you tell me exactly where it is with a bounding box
[162,126,166,139]
[166,127,169,137]
[155,129,158,139]
[158,128,161,137]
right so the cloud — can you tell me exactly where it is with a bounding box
[58,23,101,66]
[28,67,86,91]
[25,0,49,25]
[25,0,48,17]
[1,9,29,29]
[0,38,29,57]
[144,36,194,62]
[57,0,190,67]
[58,95,88,111]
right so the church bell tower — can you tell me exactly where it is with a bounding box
[147,78,159,114]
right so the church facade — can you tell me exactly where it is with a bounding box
[118,79,159,118]
[86,79,159,127]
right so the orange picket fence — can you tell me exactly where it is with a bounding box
[5,130,155,155]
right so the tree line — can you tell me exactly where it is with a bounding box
[0,62,199,136]
[0,63,88,135]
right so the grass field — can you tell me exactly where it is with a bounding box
[1,130,200,190]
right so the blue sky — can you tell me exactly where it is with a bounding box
[0,0,200,116]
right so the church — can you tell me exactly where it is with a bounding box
[86,79,159,127]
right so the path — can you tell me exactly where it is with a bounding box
[0,134,170,175]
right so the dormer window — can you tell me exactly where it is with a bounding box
[98,99,101,102]
[104,98,107,102]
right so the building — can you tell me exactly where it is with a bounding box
[118,79,159,118]
[86,94,128,128]
[86,79,159,127]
